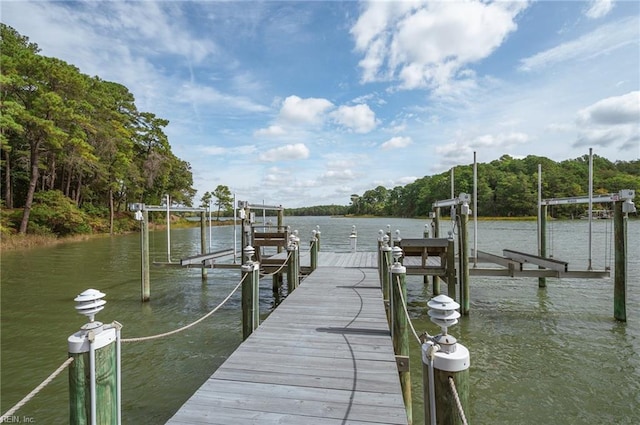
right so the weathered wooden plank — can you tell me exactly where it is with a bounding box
[166,265,408,425]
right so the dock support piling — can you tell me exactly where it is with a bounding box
[241,246,259,340]
[391,252,412,423]
[457,205,470,316]
[381,237,392,323]
[141,209,150,302]
[69,290,120,425]
[200,211,207,280]
[614,201,627,322]
[423,295,470,425]
[447,238,456,300]
[287,241,299,293]
[310,232,318,272]
[539,204,547,288]
[315,226,321,251]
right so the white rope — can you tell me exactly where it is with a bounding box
[448,376,469,425]
[395,277,422,345]
[0,357,74,422]
[122,274,246,343]
[259,252,292,277]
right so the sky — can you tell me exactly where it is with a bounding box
[1,0,639,208]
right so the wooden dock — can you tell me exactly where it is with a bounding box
[166,253,409,424]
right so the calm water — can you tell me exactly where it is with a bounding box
[1,217,638,424]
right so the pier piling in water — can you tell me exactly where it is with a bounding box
[241,246,260,340]
[423,295,470,425]
[391,249,412,423]
[68,289,121,425]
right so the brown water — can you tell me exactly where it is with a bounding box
[1,217,639,424]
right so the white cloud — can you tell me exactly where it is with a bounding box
[585,0,614,19]
[320,169,357,183]
[331,104,378,133]
[199,144,257,156]
[436,132,531,162]
[351,0,528,91]
[254,125,287,137]
[519,17,638,72]
[278,95,334,125]
[381,136,413,150]
[574,91,640,148]
[259,143,310,162]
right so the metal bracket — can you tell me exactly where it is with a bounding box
[395,355,410,372]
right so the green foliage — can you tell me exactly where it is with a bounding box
[0,25,196,235]
[29,190,91,235]
[287,205,350,216]
[349,155,639,218]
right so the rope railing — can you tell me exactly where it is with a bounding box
[448,376,469,425]
[259,251,292,277]
[0,357,74,423]
[122,274,247,343]
[394,277,423,345]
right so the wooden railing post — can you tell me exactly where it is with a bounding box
[391,248,412,423]
[614,200,627,321]
[380,236,392,323]
[310,231,318,272]
[69,289,120,425]
[423,296,470,425]
[241,246,259,340]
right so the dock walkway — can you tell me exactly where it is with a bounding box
[166,253,408,424]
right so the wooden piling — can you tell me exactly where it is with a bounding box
[141,209,150,302]
[69,327,118,425]
[241,261,259,340]
[287,244,299,293]
[458,207,470,315]
[422,353,470,425]
[447,239,456,299]
[614,201,626,322]
[200,211,207,280]
[381,244,392,323]
[391,260,412,423]
[310,235,318,272]
[539,204,547,288]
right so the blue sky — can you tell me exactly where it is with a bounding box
[2,0,639,208]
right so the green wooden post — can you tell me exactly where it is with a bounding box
[422,343,470,425]
[447,238,456,300]
[315,226,321,251]
[377,230,384,284]
[69,290,120,425]
[287,242,299,294]
[310,233,318,272]
[423,295,470,425]
[200,211,207,280]
[423,225,430,287]
[391,254,412,423]
[459,207,470,316]
[381,240,392,324]
[142,209,150,302]
[241,246,259,340]
[277,209,284,254]
[614,201,626,322]
[539,204,547,288]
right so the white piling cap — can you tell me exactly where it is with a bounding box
[74,289,106,322]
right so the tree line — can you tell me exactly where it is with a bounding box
[1,25,196,235]
[348,154,639,218]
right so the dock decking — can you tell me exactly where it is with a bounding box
[166,256,409,424]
